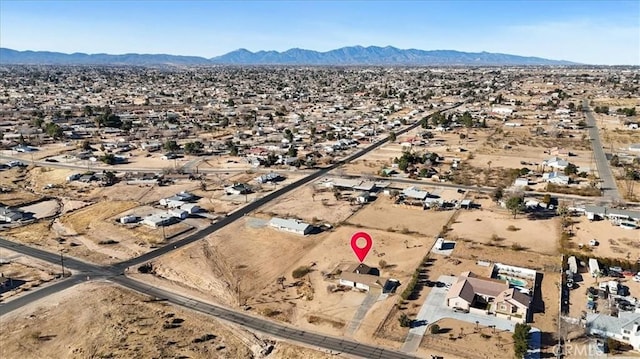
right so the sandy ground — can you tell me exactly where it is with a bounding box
[0,282,334,359]
[347,195,455,236]
[451,202,561,255]
[570,216,640,260]
[0,248,59,302]
[419,318,515,359]
[259,184,358,224]
[141,209,436,340]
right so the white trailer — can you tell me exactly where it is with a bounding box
[589,258,600,278]
[568,256,578,275]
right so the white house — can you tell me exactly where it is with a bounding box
[224,183,252,195]
[159,197,185,208]
[587,312,640,350]
[542,171,570,185]
[402,186,429,200]
[513,178,529,187]
[180,203,201,214]
[543,157,569,170]
[169,209,188,220]
[142,214,172,228]
[268,217,312,235]
[119,215,137,224]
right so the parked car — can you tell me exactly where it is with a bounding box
[633,275,640,282]
[610,266,623,273]
[452,307,469,313]
[589,239,599,246]
[609,271,624,278]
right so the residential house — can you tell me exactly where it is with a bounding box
[224,183,252,195]
[168,208,188,220]
[180,203,201,214]
[446,272,531,323]
[0,207,24,223]
[402,186,430,201]
[119,215,137,224]
[356,192,372,204]
[587,312,640,351]
[542,171,570,185]
[339,263,391,293]
[141,213,172,228]
[513,178,529,188]
[255,172,284,184]
[268,217,312,235]
[543,157,569,170]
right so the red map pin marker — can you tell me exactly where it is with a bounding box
[351,232,373,263]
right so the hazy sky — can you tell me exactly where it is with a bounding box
[1,0,639,65]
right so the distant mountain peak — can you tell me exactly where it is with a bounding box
[0,46,579,66]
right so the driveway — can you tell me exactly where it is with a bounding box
[401,275,539,358]
[344,292,380,336]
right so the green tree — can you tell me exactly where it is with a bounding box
[398,313,411,328]
[388,131,397,142]
[506,195,525,219]
[284,128,294,143]
[184,141,204,155]
[83,105,93,117]
[287,145,298,158]
[32,117,45,129]
[513,323,531,358]
[100,153,116,165]
[80,140,92,151]
[564,163,578,175]
[461,111,473,127]
[45,122,63,140]
[491,186,504,203]
[102,171,117,186]
[163,140,179,152]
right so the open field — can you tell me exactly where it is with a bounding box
[142,208,435,339]
[0,282,334,359]
[259,184,358,224]
[569,216,640,260]
[419,318,515,359]
[450,202,561,255]
[347,195,455,236]
[0,247,59,302]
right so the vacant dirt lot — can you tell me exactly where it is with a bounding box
[570,216,640,260]
[348,195,457,236]
[0,248,59,302]
[260,184,360,224]
[419,317,515,359]
[450,204,561,255]
[0,282,333,359]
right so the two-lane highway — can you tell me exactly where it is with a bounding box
[582,99,621,201]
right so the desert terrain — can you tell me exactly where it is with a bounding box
[0,282,334,359]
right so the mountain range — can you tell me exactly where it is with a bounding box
[0,46,578,66]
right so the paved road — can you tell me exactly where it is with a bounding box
[582,99,620,201]
[114,276,420,359]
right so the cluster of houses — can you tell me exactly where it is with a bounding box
[120,191,201,228]
[572,205,640,229]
